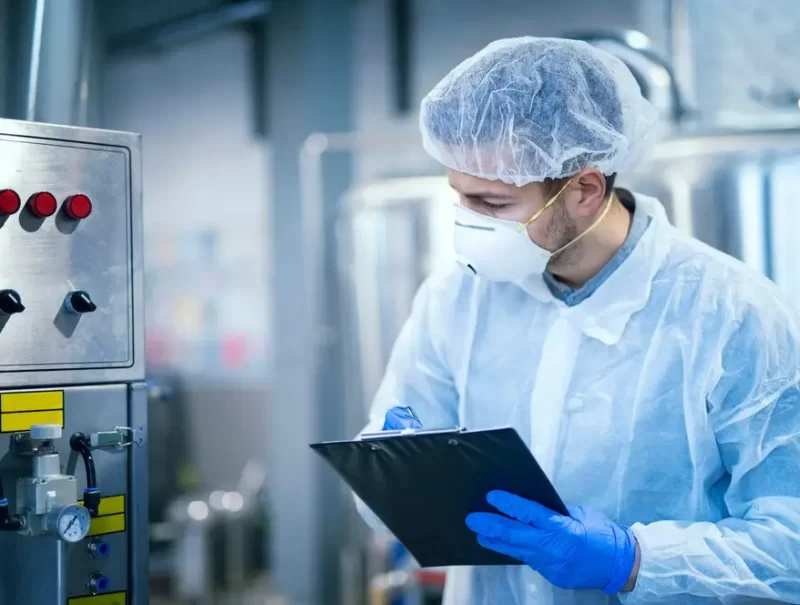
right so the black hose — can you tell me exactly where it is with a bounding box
[70,433,101,517]
[71,435,97,488]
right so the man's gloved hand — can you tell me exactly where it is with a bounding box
[382,406,422,430]
[466,491,638,594]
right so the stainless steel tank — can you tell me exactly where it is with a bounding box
[337,177,457,418]
[337,128,800,413]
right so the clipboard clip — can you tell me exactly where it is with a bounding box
[360,426,467,440]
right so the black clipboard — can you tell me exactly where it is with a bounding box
[310,427,567,568]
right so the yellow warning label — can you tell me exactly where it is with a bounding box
[0,409,64,433]
[0,391,64,433]
[68,591,127,605]
[78,495,126,536]
[87,513,125,536]
[93,495,125,516]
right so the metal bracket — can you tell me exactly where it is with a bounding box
[90,427,141,450]
[10,432,55,457]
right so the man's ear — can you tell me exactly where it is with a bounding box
[571,169,607,217]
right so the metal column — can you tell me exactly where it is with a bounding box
[266,1,354,604]
[2,0,103,126]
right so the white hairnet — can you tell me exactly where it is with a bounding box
[420,37,660,186]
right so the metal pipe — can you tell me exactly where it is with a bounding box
[298,132,422,357]
[650,128,800,160]
[107,0,271,56]
[389,0,412,115]
[669,0,695,110]
[73,0,95,126]
[564,29,690,124]
[25,0,46,121]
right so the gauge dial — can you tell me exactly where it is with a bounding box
[55,504,91,543]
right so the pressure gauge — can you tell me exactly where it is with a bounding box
[53,504,91,543]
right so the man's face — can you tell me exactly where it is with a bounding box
[447,169,579,265]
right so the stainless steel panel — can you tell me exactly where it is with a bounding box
[0,118,144,387]
[0,384,131,603]
[63,385,130,600]
[0,138,131,367]
[128,381,149,605]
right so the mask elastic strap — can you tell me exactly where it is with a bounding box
[546,193,616,258]
[517,178,574,231]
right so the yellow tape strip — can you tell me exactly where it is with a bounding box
[78,495,126,517]
[87,513,125,536]
[1,391,64,412]
[0,410,64,433]
[68,591,127,605]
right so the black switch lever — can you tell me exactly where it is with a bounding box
[65,291,97,314]
[0,290,24,315]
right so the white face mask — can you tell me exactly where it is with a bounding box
[453,203,551,281]
[452,180,612,282]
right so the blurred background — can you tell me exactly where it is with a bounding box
[2,0,800,603]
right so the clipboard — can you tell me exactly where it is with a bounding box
[310,427,567,568]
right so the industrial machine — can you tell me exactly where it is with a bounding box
[0,119,146,604]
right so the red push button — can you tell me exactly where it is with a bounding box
[28,192,57,218]
[0,190,21,215]
[64,194,92,220]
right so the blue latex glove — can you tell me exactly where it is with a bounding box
[466,491,637,594]
[382,406,423,430]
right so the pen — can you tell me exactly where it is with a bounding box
[404,406,421,424]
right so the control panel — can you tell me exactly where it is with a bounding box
[0,120,146,605]
[0,135,133,373]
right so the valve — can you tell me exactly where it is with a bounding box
[88,574,110,594]
[14,425,89,541]
[88,539,111,558]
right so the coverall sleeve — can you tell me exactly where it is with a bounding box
[622,304,800,603]
[354,276,461,533]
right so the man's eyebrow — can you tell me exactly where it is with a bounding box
[448,185,515,199]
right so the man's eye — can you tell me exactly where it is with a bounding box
[481,200,506,210]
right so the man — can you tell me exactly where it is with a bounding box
[356,37,800,604]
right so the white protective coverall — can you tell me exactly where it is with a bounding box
[357,194,800,605]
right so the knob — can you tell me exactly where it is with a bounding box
[28,192,57,218]
[88,574,110,594]
[64,194,93,220]
[65,291,97,314]
[30,424,62,440]
[0,290,24,315]
[0,190,21,215]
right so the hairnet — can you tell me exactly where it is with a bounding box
[420,37,660,186]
